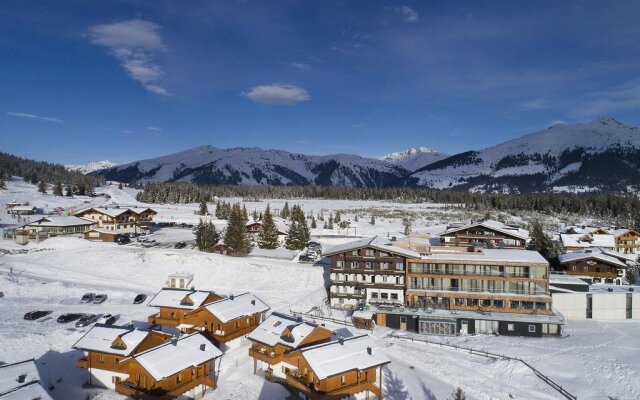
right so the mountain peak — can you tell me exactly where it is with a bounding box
[380,146,439,160]
[592,117,633,129]
[65,160,118,174]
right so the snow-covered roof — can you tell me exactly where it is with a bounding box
[73,324,157,356]
[76,206,157,218]
[351,310,374,319]
[26,216,95,227]
[298,335,390,379]
[610,228,640,237]
[419,248,547,264]
[0,359,51,399]
[9,205,36,211]
[549,274,590,286]
[202,292,270,323]
[133,333,222,381]
[560,233,615,248]
[246,217,290,234]
[247,312,326,348]
[599,248,639,264]
[558,251,627,268]
[323,236,421,259]
[148,288,216,310]
[440,219,529,240]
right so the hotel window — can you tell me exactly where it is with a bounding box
[379,252,388,257]
[99,355,104,363]
[336,261,344,269]
[507,324,514,332]
[382,276,388,283]
[528,325,536,333]
[365,262,373,269]
[391,293,398,300]
[351,261,358,268]
[380,262,389,270]
[381,293,389,299]
[341,375,346,385]
[371,292,379,299]
[396,262,404,270]
[352,250,359,256]
[365,249,374,256]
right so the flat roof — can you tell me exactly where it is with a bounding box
[413,248,547,264]
[323,236,421,258]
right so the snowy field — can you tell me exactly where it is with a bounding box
[1,178,639,399]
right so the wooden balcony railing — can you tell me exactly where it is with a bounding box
[284,371,381,400]
[115,375,215,400]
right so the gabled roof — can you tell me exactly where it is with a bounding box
[558,250,628,268]
[72,324,163,356]
[133,333,222,381]
[148,288,216,310]
[440,219,529,240]
[75,206,156,218]
[201,292,270,323]
[296,335,390,379]
[27,216,95,227]
[247,312,329,348]
[610,228,640,237]
[246,217,290,234]
[0,359,52,399]
[323,236,421,259]
[560,233,615,248]
[10,205,37,211]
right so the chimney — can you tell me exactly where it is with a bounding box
[338,335,344,345]
[251,300,256,305]
[17,374,27,383]
[200,343,206,351]
[367,347,372,355]
[230,294,235,301]
[171,337,178,346]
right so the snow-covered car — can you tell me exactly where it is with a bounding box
[24,310,52,320]
[133,294,147,304]
[97,314,117,325]
[57,313,83,323]
[75,314,99,327]
[80,293,95,303]
[93,294,108,304]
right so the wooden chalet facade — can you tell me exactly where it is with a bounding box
[247,312,334,378]
[182,292,270,343]
[406,248,553,316]
[147,288,223,329]
[279,335,390,400]
[558,250,628,284]
[439,219,529,249]
[75,206,157,235]
[246,218,289,245]
[73,324,173,390]
[612,229,640,255]
[325,236,420,309]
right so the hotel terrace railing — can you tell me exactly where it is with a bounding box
[248,347,283,364]
[407,267,544,279]
[147,313,181,326]
[284,371,381,400]
[115,375,215,400]
[407,286,549,296]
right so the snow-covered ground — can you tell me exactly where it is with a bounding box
[1,177,639,399]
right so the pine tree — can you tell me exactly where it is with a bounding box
[199,199,208,216]
[285,221,307,250]
[224,203,250,256]
[252,209,258,221]
[118,183,123,190]
[0,175,6,190]
[30,174,38,185]
[65,186,72,197]
[334,210,341,222]
[354,214,359,222]
[194,220,220,252]
[370,215,376,225]
[529,219,559,261]
[402,216,412,235]
[311,215,317,229]
[327,215,334,229]
[242,204,249,225]
[53,182,63,196]
[450,387,466,400]
[215,202,221,218]
[280,202,290,219]
[258,205,279,249]
[38,180,47,194]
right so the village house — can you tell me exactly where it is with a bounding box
[246,217,289,245]
[610,228,640,255]
[4,200,29,211]
[0,359,53,400]
[147,288,223,330]
[558,249,629,284]
[73,324,173,390]
[183,292,270,343]
[325,236,420,309]
[75,206,157,235]
[559,226,615,252]
[439,219,529,248]
[7,205,38,215]
[25,216,96,236]
[279,335,390,400]
[247,312,334,378]
[83,228,119,242]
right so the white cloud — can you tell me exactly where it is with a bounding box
[87,19,169,95]
[6,111,64,123]
[397,5,419,23]
[290,62,312,70]
[146,126,162,132]
[244,84,310,105]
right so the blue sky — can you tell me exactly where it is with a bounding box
[1,0,639,164]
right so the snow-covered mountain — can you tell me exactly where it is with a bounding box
[97,146,409,187]
[65,160,118,174]
[408,118,640,192]
[380,147,448,172]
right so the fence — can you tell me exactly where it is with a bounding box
[388,332,576,400]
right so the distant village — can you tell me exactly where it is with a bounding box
[2,196,640,399]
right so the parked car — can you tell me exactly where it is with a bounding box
[57,313,83,323]
[116,235,131,245]
[93,294,108,304]
[174,241,186,249]
[299,254,317,263]
[75,314,99,327]
[81,293,96,303]
[24,310,53,320]
[133,294,147,304]
[98,314,117,325]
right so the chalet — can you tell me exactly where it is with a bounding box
[8,205,38,215]
[280,335,390,400]
[325,236,420,309]
[558,249,629,284]
[560,232,615,252]
[25,216,96,236]
[338,220,351,229]
[115,333,222,399]
[75,206,157,235]
[4,200,29,211]
[247,312,334,378]
[611,228,640,255]
[73,324,173,390]
[0,359,53,400]
[439,219,529,248]
[147,288,223,329]
[246,218,289,245]
[83,228,119,242]
[183,292,270,343]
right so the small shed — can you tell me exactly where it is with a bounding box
[351,310,375,330]
[84,228,118,242]
[166,272,194,289]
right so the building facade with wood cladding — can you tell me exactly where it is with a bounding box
[279,335,390,400]
[75,206,157,235]
[558,249,629,284]
[439,219,529,249]
[325,236,420,310]
[147,288,223,329]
